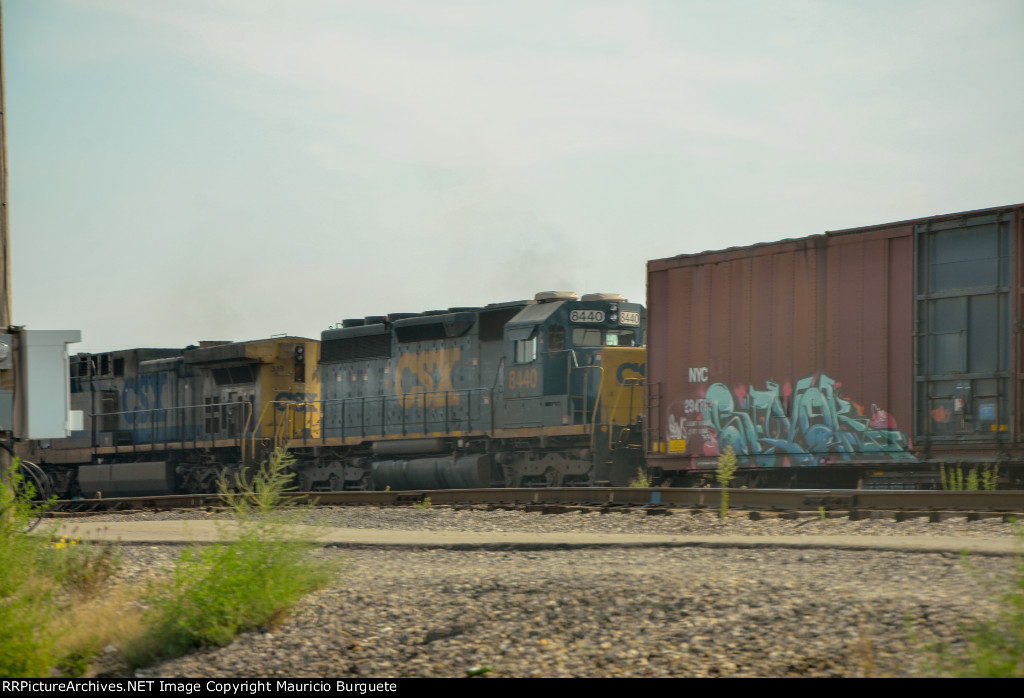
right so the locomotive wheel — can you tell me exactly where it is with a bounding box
[543,467,562,488]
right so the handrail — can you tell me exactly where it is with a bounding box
[250,399,276,459]
[92,401,253,457]
[604,377,643,450]
[568,364,602,428]
[255,400,320,453]
[311,388,493,442]
[585,366,603,451]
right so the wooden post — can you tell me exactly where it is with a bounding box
[0,0,14,489]
[0,0,11,327]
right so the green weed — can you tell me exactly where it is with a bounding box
[716,446,737,519]
[41,537,121,598]
[3,449,340,677]
[0,459,147,678]
[138,533,332,655]
[966,467,980,492]
[628,467,652,488]
[941,463,1000,491]
[982,465,1000,491]
[0,462,60,677]
[128,449,339,665]
[919,522,1024,677]
[414,496,432,510]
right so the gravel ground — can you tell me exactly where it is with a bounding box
[84,503,1021,537]
[85,507,1021,678]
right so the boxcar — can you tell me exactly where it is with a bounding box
[645,203,1024,488]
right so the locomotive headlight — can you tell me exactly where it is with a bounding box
[609,314,618,322]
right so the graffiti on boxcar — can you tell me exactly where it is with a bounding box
[669,372,916,465]
[396,348,462,408]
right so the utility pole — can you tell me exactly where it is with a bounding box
[0,5,81,506]
[0,0,10,329]
[0,0,13,489]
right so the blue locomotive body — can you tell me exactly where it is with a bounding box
[293,292,647,490]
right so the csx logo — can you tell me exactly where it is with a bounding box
[397,348,461,407]
[688,367,709,383]
[616,362,645,384]
[274,392,319,411]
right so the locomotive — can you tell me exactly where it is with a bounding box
[22,337,319,497]
[23,291,647,497]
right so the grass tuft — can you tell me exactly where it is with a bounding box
[628,468,652,488]
[716,446,737,519]
[918,521,1024,676]
[41,537,121,599]
[0,462,60,677]
[126,449,339,666]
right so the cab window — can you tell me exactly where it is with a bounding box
[572,327,603,347]
[548,325,565,351]
[605,330,636,347]
[514,336,537,363]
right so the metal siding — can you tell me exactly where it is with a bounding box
[887,233,915,444]
[773,250,793,382]
[826,228,915,443]
[791,245,820,379]
[749,253,773,386]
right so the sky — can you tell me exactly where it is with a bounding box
[5,0,1024,354]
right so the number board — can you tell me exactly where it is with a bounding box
[570,309,605,323]
[620,311,641,326]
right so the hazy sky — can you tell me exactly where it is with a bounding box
[6,0,1023,353]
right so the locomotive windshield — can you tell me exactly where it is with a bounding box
[605,329,637,346]
[571,327,638,347]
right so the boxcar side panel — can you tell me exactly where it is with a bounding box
[647,227,916,479]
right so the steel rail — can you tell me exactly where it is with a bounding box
[45,488,1024,517]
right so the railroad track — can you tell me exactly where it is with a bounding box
[45,487,1024,519]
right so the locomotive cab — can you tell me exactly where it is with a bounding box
[499,292,647,485]
[500,291,645,429]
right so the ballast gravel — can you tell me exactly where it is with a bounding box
[85,507,1021,678]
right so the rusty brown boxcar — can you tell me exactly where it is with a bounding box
[645,203,1024,488]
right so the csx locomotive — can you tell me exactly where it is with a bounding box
[23,292,646,497]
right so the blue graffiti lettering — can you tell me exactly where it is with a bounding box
[699,373,915,465]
